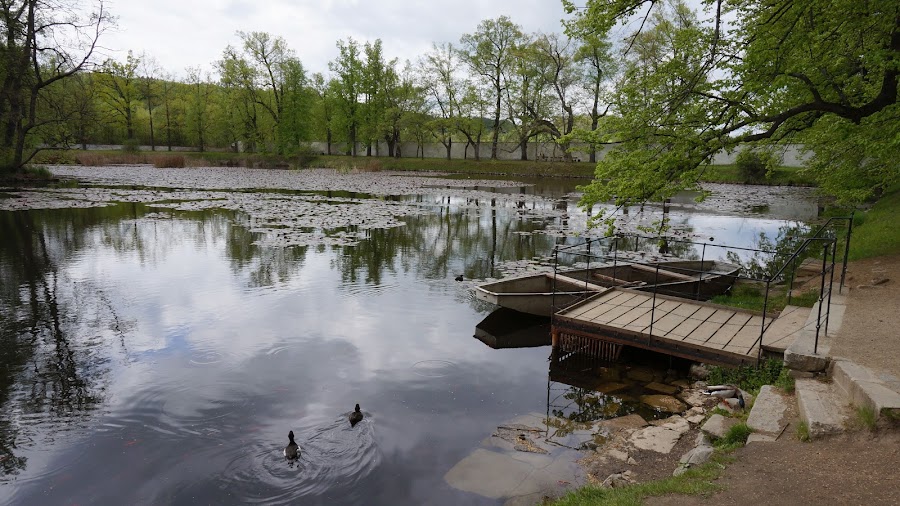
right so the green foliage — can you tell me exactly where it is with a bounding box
[121,138,141,153]
[716,422,753,449]
[846,186,900,260]
[567,0,900,214]
[797,421,811,442]
[23,166,53,179]
[710,284,819,313]
[855,406,878,431]
[707,359,784,396]
[774,368,796,393]
[735,149,779,183]
[547,456,728,505]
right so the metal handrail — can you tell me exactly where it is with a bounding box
[551,216,853,367]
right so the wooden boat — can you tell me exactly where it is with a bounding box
[474,261,740,316]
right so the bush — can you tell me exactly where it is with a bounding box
[121,138,141,153]
[707,359,784,395]
[735,149,779,183]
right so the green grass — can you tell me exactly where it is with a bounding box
[710,284,819,313]
[548,455,732,506]
[716,423,753,450]
[316,154,598,178]
[797,421,811,442]
[855,406,878,431]
[774,367,796,393]
[700,164,817,186]
[707,359,785,396]
[846,186,900,260]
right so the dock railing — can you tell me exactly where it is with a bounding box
[550,216,852,365]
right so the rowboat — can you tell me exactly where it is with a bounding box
[474,261,740,316]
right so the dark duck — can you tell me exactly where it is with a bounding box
[349,404,364,427]
[283,430,299,460]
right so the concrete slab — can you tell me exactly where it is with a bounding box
[747,433,777,443]
[701,414,739,439]
[796,378,850,439]
[597,414,647,432]
[629,416,690,454]
[746,385,788,435]
[832,360,900,418]
[444,449,534,499]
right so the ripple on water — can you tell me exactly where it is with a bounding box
[189,350,224,365]
[219,415,381,504]
[411,359,458,378]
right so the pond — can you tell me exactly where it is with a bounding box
[0,167,818,505]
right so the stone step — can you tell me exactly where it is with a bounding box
[746,385,789,439]
[831,359,900,419]
[795,378,851,439]
[784,283,847,372]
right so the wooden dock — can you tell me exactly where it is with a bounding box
[552,288,777,366]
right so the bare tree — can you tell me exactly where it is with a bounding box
[0,0,110,172]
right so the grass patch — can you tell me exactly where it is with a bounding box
[854,406,878,431]
[548,455,732,506]
[846,186,900,260]
[774,367,796,393]
[797,421,811,442]
[700,164,816,186]
[707,359,785,396]
[715,422,753,450]
[710,283,819,313]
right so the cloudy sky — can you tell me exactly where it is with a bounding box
[98,0,582,78]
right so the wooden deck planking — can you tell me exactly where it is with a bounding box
[608,299,655,328]
[666,306,717,338]
[553,288,774,365]
[725,316,767,352]
[570,290,638,320]
[582,292,644,323]
[647,302,694,335]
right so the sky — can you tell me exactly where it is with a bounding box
[97,0,580,78]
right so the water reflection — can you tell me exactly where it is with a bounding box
[0,177,818,505]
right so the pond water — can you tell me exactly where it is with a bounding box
[0,167,818,505]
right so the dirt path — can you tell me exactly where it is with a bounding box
[829,254,900,384]
[645,428,900,506]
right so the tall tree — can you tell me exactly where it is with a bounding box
[137,53,161,150]
[310,72,337,155]
[419,43,460,160]
[329,38,364,156]
[459,16,523,159]
[0,0,109,172]
[534,33,580,159]
[566,0,900,211]
[185,66,214,152]
[571,32,616,163]
[96,51,140,141]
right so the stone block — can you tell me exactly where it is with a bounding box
[700,414,738,439]
[645,382,679,395]
[796,379,849,439]
[597,414,647,432]
[746,385,788,435]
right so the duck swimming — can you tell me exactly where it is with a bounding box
[349,404,364,427]
[284,430,299,460]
